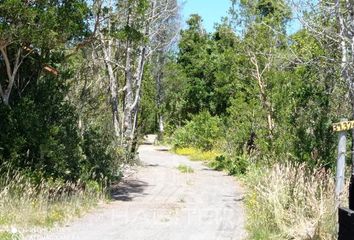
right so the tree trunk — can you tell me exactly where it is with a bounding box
[0,47,21,106]
[155,51,165,138]
[250,53,274,140]
[130,46,146,139]
[159,115,164,133]
[101,39,121,138]
[123,41,134,143]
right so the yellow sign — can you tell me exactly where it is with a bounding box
[333,120,354,132]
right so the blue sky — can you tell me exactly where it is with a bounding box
[180,0,231,32]
[180,0,302,34]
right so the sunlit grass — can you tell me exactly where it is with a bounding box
[0,231,21,240]
[0,174,107,237]
[174,147,221,161]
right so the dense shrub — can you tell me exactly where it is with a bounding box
[209,154,249,175]
[81,126,123,183]
[172,111,222,150]
[0,73,121,185]
[0,76,83,182]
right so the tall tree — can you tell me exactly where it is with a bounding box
[177,14,212,116]
[93,0,179,152]
[235,0,291,139]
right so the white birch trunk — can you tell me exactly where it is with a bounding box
[123,41,134,142]
[0,47,22,106]
[102,42,121,138]
[130,46,146,141]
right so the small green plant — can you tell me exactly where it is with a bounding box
[177,164,194,173]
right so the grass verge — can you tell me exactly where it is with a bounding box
[0,231,20,240]
[173,147,221,161]
[0,173,107,238]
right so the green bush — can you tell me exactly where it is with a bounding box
[210,154,249,175]
[172,111,222,150]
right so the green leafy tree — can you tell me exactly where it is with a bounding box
[0,0,89,105]
[0,1,98,182]
[177,14,213,116]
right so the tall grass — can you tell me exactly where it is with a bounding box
[244,162,341,240]
[0,172,106,238]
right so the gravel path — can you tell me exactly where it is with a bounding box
[28,145,246,240]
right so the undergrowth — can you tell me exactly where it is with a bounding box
[209,154,251,175]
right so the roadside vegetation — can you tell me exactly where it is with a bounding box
[159,1,353,239]
[167,111,339,239]
[0,232,20,240]
[0,175,103,229]
[0,174,104,238]
[243,163,339,240]
[167,111,340,239]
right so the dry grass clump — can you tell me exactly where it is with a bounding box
[0,172,105,237]
[245,162,340,240]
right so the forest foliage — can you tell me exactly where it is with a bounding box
[163,0,348,173]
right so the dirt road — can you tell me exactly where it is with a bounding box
[29,145,246,240]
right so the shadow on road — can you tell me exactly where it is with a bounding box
[110,179,149,201]
[155,148,169,152]
[144,163,159,167]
